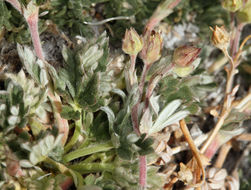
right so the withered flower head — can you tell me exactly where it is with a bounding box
[122,28,143,56]
[140,30,163,65]
[172,46,201,67]
[210,26,230,51]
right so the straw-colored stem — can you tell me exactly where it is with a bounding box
[179,119,205,187]
[214,141,232,168]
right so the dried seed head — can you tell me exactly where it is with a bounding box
[122,28,143,55]
[210,26,230,51]
[172,46,201,67]
[140,30,163,65]
[178,163,193,184]
[222,0,243,12]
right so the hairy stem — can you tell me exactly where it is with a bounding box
[139,64,151,95]
[144,63,174,111]
[139,155,147,189]
[4,0,22,13]
[144,0,181,33]
[131,63,151,189]
[26,8,44,60]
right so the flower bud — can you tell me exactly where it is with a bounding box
[172,46,201,67]
[210,26,230,51]
[140,30,163,65]
[237,1,251,23]
[122,28,143,55]
[222,0,243,12]
[172,57,201,77]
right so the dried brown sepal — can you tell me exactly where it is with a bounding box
[210,26,230,51]
[140,30,163,65]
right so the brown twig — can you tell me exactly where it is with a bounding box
[179,119,205,187]
[234,34,251,63]
[200,50,239,154]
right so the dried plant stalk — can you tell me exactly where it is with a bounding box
[179,119,206,187]
[214,141,232,168]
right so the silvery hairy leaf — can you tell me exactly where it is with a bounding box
[149,99,190,134]
[29,134,63,165]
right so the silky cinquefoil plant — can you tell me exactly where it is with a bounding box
[0,0,251,189]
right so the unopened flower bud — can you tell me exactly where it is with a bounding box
[172,46,201,67]
[222,0,243,12]
[172,57,201,77]
[237,1,251,23]
[210,26,230,51]
[122,28,143,55]
[140,30,163,65]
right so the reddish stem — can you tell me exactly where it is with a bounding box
[204,137,220,159]
[26,11,44,61]
[131,64,151,135]
[131,63,151,188]
[4,0,22,13]
[139,155,147,189]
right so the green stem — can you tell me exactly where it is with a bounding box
[69,162,115,174]
[78,138,91,149]
[45,157,69,174]
[44,157,83,188]
[63,141,114,162]
[82,154,99,163]
[64,117,82,153]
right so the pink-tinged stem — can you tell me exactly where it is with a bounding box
[130,63,151,188]
[131,64,151,135]
[130,55,137,73]
[4,0,22,13]
[48,91,69,145]
[231,23,245,58]
[139,64,150,95]
[131,105,141,136]
[144,63,174,111]
[7,1,69,146]
[204,137,220,159]
[26,10,44,61]
[139,155,147,189]
[144,0,181,33]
